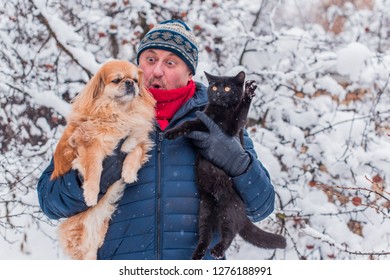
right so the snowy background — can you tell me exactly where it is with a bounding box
[1,0,389,260]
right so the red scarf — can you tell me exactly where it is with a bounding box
[149,80,196,130]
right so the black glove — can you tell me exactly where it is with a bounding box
[186,111,251,177]
[99,139,127,194]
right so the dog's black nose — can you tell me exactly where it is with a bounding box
[125,80,135,95]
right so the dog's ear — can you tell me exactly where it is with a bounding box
[137,68,147,96]
[137,68,156,108]
[137,68,144,89]
[72,69,105,112]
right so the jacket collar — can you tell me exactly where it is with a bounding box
[165,82,208,129]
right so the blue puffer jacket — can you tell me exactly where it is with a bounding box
[37,82,275,260]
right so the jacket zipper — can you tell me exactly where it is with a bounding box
[156,131,164,259]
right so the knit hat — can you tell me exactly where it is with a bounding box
[136,20,198,74]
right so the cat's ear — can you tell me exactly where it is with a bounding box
[235,71,246,84]
[204,71,216,83]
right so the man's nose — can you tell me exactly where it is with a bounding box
[152,62,164,77]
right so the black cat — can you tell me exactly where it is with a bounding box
[165,71,286,260]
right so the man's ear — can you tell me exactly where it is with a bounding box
[187,69,193,82]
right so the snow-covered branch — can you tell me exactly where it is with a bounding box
[30,0,100,76]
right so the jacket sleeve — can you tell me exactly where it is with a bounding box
[37,159,89,220]
[232,130,275,222]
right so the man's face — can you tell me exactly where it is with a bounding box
[138,49,193,90]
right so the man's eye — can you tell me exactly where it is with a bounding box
[166,60,176,66]
[224,86,231,92]
[146,57,156,63]
[112,79,121,84]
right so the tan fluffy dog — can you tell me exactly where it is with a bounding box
[50,60,156,259]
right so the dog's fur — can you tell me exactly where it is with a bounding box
[50,60,156,259]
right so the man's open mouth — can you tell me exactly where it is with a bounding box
[151,84,162,89]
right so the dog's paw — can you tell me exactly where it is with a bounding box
[122,168,138,184]
[244,80,257,99]
[82,181,99,206]
[83,190,98,206]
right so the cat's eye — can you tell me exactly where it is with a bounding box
[224,86,231,92]
[212,86,218,91]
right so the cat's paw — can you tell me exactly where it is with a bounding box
[192,250,206,260]
[210,244,226,259]
[244,80,257,99]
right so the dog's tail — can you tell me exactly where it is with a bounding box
[239,217,286,249]
[58,180,126,259]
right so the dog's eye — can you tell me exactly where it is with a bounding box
[112,78,121,84]
[133,78,138,84]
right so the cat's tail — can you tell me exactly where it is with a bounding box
[239,218,286,249]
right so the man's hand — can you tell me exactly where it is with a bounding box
[185,111,251,177]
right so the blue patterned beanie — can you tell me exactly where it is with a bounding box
[136,20,198,75]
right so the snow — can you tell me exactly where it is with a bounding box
[27,89,71,118]
[1,0,390,261]
[32,0,101,74]
[336,42,373,81]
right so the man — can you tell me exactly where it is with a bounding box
[37,20,275,260]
